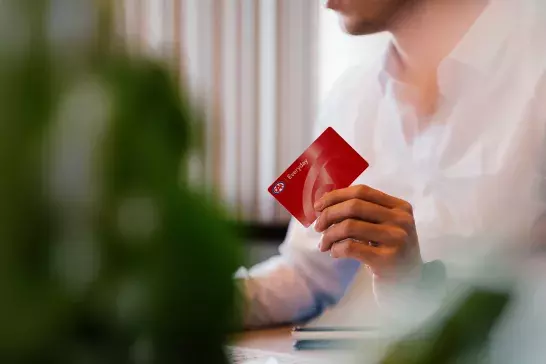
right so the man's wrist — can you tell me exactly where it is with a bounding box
[372,259,446,290]
[416,260,446,291]
[372,258,424,285]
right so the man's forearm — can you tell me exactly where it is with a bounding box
[235,264,326,328]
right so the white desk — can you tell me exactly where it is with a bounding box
[230,327,386,363]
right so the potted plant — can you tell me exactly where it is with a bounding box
[0,1,242,363]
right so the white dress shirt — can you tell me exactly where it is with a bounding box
[237,0,546,329]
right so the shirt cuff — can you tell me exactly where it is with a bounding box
[372,260,447,326]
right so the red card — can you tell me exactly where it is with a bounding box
[268,127,369,227]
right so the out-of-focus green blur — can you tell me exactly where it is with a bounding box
[0,1,242,363]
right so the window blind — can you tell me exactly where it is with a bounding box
[120,0,320,223]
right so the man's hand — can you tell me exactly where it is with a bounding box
[314,185,423,280]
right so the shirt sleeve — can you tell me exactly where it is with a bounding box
[372,261,448,328]
[236,219,360,328]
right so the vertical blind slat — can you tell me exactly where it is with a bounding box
[220,0,241,212]
[257,0,278,222]
[238,0,259,219]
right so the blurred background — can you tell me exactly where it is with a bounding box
[120,0,390,262]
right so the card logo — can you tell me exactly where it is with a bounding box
[272,181,285,195]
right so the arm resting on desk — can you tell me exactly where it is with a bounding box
[235,220,360,328]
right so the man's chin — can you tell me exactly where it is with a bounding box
[340,18,385,36]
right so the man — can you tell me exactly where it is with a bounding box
[236,0,546,328]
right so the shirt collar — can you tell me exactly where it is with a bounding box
[442,0,514,74]
[378,0,518,101]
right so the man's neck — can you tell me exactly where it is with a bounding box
[387,0,489,83]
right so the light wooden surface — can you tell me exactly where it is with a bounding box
[230,327,369,362]
[230,326,333,361]
[230,326,389,363]
[230,326,298,354]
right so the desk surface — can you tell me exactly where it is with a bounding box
[230,327,296,354]
[231,327,390,363]
[231,327,334,361]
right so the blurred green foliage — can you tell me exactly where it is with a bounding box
[0,1,241,363]
[379,288,510,364]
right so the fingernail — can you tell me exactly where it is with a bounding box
[314,200,323,210]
